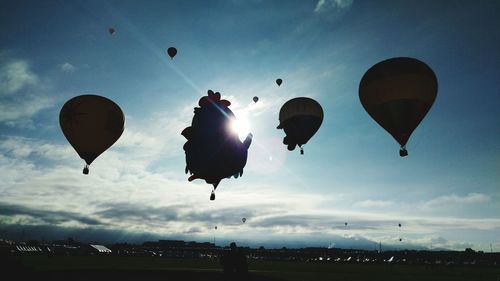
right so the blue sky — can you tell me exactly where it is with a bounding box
[0,0,499,251]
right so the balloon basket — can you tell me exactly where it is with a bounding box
[210,191,215,201]
[399,148,408,157]
[83,165,89,175]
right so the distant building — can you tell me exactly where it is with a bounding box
[89,244,112,254]
[158,240,186,248]
[16,245,43,253]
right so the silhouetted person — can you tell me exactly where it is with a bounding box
[220,242,248,280]
[235,247,248,276]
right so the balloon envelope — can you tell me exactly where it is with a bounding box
[182,90,253,191]
[276,78,282,86]
[108,28,116,35]
[359,57,437,152]
[242,218,246,223]
[60,94,124,168]
[167,47,177,59]
[277,97,323,153]
[253,96,259,103]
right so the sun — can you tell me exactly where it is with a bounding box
[230,113,251,142]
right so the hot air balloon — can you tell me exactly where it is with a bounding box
[108,28,116,35]
[398,223,402,228]
[215,226,218,230]
[182,90,253,200]
[60,94,125,174]
[167,47,177,59]
[345,222,348,226]
[253,96,259,103]
[277,97,323,154]
[276,78,282,86]
[242,218,246,223]
[359,57,438,157]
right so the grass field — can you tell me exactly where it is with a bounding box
[14,255,500,281]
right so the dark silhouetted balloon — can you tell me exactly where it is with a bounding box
[215,226,218,230]
[276,78,282,86]
[345,222,348,226]
[253,96,259,103]
[182,90,253,200]
[242,218,246,223]
[108,28,116,35]
[60,94,124,174]
[277,97,323,155]
[359,57,438,157]
[167,47,177,59]
[398,223,402,227]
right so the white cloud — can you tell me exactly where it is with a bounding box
[354,199,394,208]
[0,56,54,126]
[60,62,76,73]
[0,94,54,124]
[113,107,191,162]
[314,0,354,14]
[422,193,490,209]
[0,136,74,161]
[409,235,474,251]
[0,59,38,96]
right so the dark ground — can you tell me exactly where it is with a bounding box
[16,270,281,281]
[3,254,499,281]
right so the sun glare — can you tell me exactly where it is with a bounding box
[230,114,251,142]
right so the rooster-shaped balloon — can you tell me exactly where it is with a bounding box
[182,90,252,200]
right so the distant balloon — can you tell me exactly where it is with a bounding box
[277,97,323,155]
[215,226,218,230]
[182,90,253,200]
[242,218,246,223]
[359,57,438,157]
[59,94,125,174]
[398,223,402,228]
[108,28,116,35]
[253,96,259,103]
[167,47,177,59]
[276,78,282,86]
[345,222,348,226]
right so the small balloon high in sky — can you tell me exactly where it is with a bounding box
[167,47,177,59]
